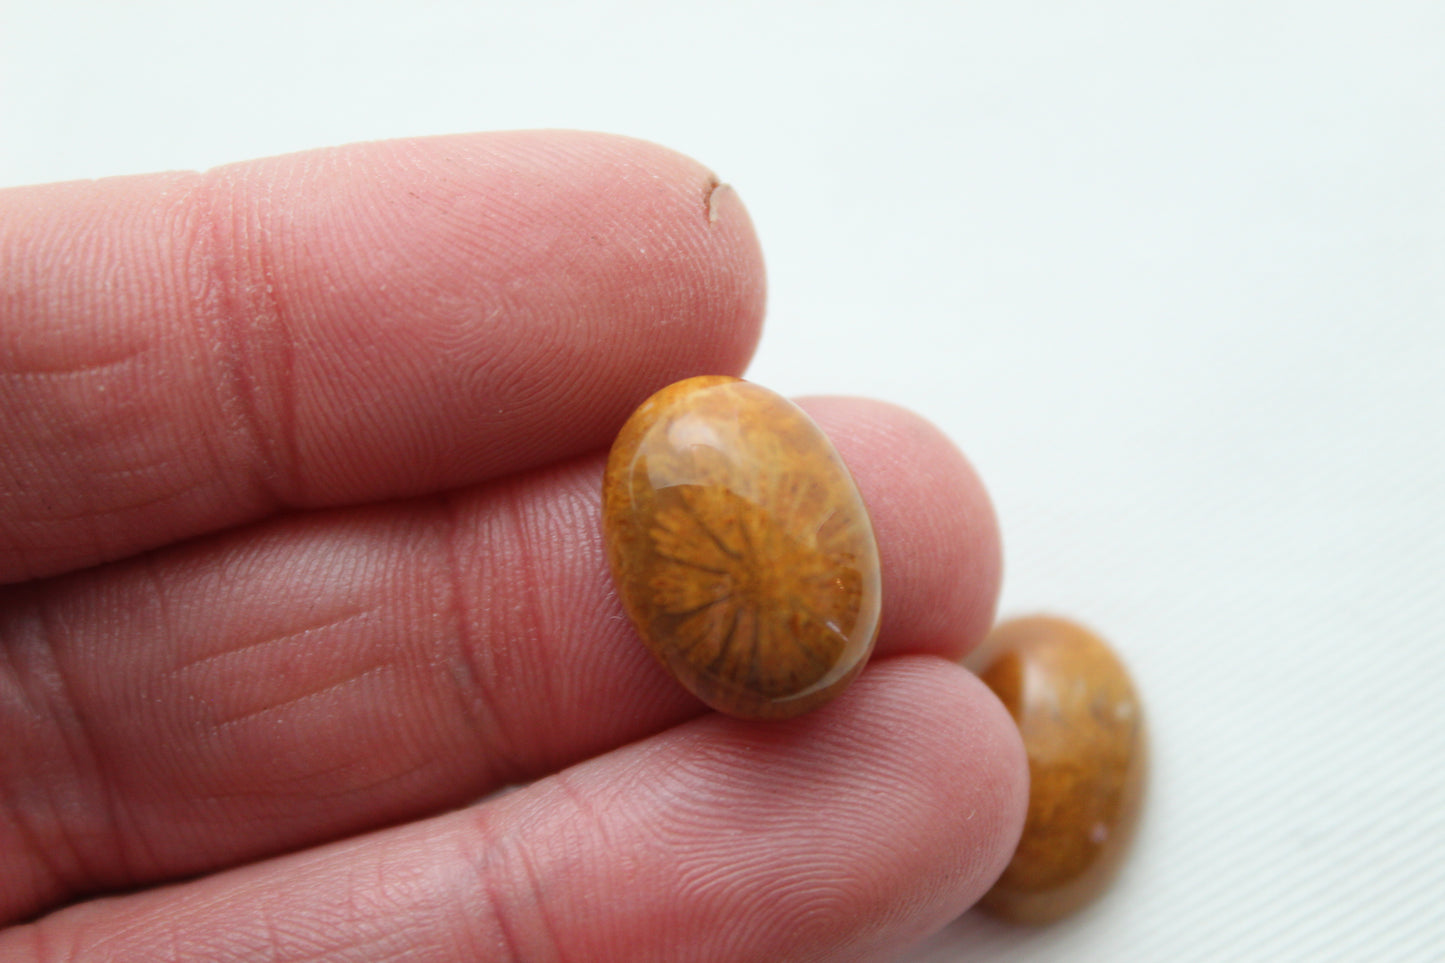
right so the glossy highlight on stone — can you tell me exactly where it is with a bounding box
[602,376,882,720]
[970,616,1148,924]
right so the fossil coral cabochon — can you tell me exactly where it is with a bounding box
[602,376,883,720]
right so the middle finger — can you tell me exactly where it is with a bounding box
[0,398,1000,925]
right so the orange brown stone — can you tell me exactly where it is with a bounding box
[602,376,882,720]
[970,615,1148,924]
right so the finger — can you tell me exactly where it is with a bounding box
[0,130,764,583]
[806,396,1001,654]
[1,659,1028,963]
[0,399,1001,924]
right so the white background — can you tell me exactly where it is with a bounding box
[5,2,1444,960]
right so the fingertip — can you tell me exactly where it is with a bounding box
[801,397,1004,661]
[815,655,1030,921]
[558,654,1030,960]
[207,129,770,501]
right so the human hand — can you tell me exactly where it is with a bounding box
[0,131,1026,962]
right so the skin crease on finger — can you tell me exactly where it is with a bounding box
[0,131,765,583]
[0,398,1006,932]
[0,659,1027,963]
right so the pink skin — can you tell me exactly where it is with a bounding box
[0,132,1026,961]
[0,131,762,581]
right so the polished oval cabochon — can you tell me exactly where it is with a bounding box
[972,615,1148,924]
[603,376,882,720]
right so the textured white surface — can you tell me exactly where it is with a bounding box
[5,3,1444,959]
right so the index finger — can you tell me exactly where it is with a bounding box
[0,131,764,582]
